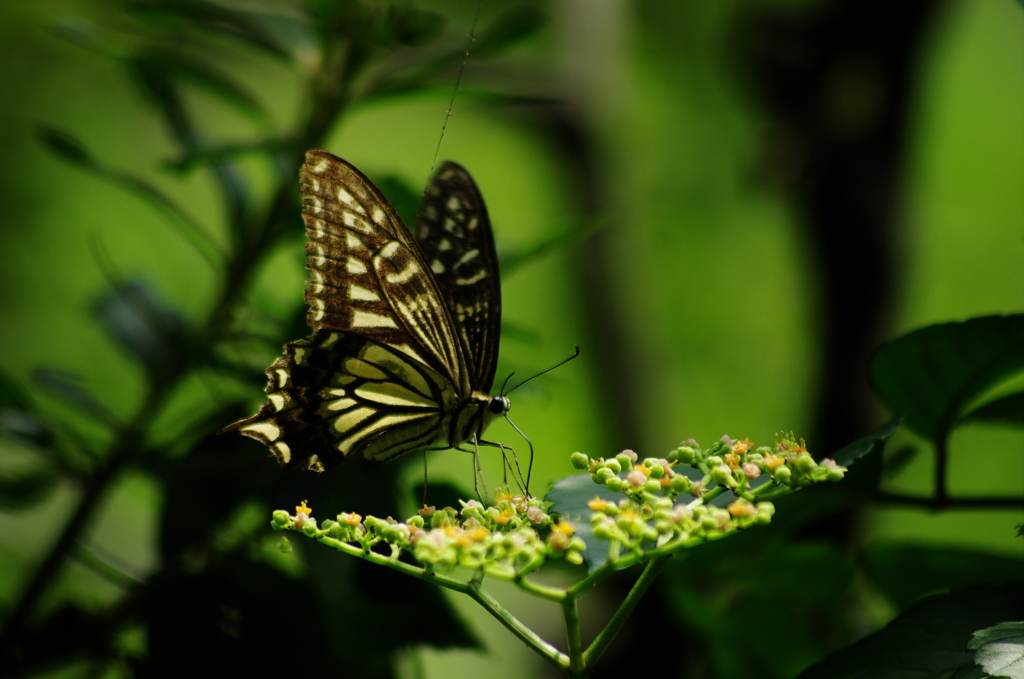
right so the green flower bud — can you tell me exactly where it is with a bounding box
[593,522,615,540]
[670,475,693,494]
[644,479,662,494]
[603,458,622,474]
[647,463,665,479]
[570,452,590,469]
[674,446,697,464]
[271,510,291,528]
[605,476,625,492]
[710,464,736,487]
[566,551,584,565]
[773,466,792,484]
[706,455,724,467]
[795,453,817,474]
[596,468,616,483]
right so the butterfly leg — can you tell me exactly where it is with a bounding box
[450,439,489,504]
[479,438,532,498]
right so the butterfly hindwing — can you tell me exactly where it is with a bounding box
[415,162,501,393]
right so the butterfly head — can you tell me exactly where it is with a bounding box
[489,395,511,415]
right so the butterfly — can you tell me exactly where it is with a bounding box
[222,150,510,475]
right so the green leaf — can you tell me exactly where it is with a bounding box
[970,622,1024,679]
[546,467,732,572]
[546,473,612,571]
[961,392,1024,427]
[870,315,1024,445]
[795,582,1024,679]
[863,544,1024,610]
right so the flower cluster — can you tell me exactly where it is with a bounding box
[572,434,846,560]
[271,490,586,576]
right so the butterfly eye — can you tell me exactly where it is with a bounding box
[489,396,510,415]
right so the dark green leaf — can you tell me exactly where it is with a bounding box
[134,51,269,127]
[37,126,96,168]
[0,372,57,450]
[831,418,900,467]
[546,473,611,571]
[128,1,293,61]
[93,280,189,376]
[473,7,546,59]
[0,467,60,511]
[382,4,443,46]
[870,315,1024,444]
[961,392,1024,427]
[863,544,1024,610]
[796,582,1024,679]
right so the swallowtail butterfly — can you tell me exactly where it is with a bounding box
[223,150,509,473]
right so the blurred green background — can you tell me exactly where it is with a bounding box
[0,0,1021,677]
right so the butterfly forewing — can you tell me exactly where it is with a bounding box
[415,162,501,392]
[223,150,505,471]
[301,151,467,390]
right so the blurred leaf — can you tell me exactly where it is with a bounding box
[961,392,1024,427]
[159,423,278,562]
[128,0,293,61]
[863,544,1024,610]
[93,280,189,377]
[33,368,118,427]
[37,127,222,266]
[134,51,269,127]
[499,215,604,276]
[795,582,1024,679]
[831,418,900,467]
[870,315,1024,445]
[127,59,250,239]
[0,372,56,449]
[380,3,444,46]
[0,467,60,511]
[164,138,290,173]
[970,622,1024,679]
[473,7,546,59]
[666,542,855,679]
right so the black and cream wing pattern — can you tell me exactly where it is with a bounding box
[222,150,508,472]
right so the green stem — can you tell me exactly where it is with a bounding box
[468,583,569,673]
[562,593,584,676]
[582,555,669,669]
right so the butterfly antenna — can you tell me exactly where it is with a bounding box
[504,345,581,396]
[427,0,483,179]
